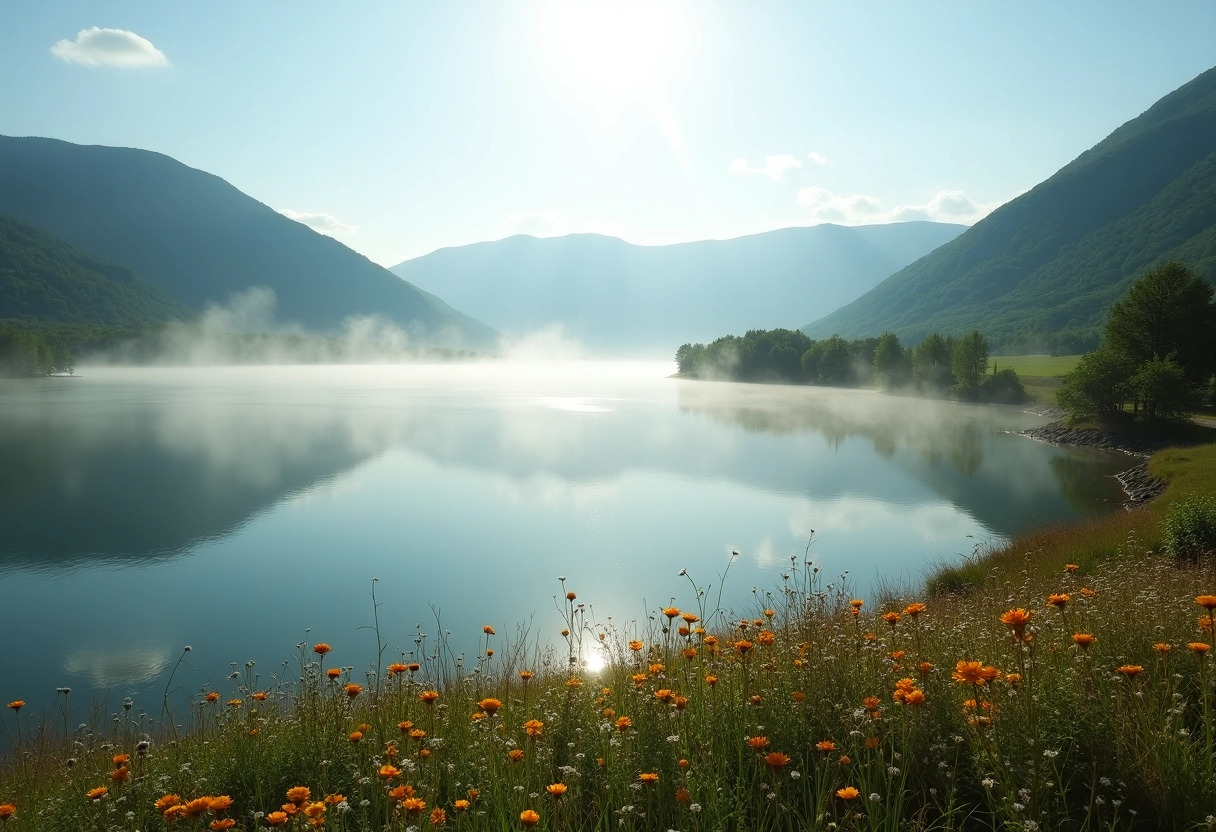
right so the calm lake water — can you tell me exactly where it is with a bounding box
[1,362,1134,715]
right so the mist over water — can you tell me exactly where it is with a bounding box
[0,361,1133,713]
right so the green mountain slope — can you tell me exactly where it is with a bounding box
[0,136,494,347]
[0,213,190,326]
[803,65,1216,347]
[391,222,964,354]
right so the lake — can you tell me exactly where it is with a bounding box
[0,362,1134,716]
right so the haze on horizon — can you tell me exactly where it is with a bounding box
[1,2,1214,267]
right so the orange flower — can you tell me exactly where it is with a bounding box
[313,643,332,655]
[566,677,582,688]
[682,647,698,660]
[453,800,470,812]
[6,701,22,711]
[210,820,236,831]
[654,688,674,703]
[1189,642,1211,655]
[904,602,926,617]
[836,787,860,801]
[792,691,806,702]
[952,661,999,685]
[409,729,426,740]
[1117,665,1143,678]
[1072,633,1096,650]
[746,735,770,749]
[208,796,233,812]
[478,698,502,715]
[903,689,926,706]
[388,663,408,675]
[628,639,644,651]
[419,690,439,704]
[252,691,267,701]
[546,783,567,797]
[881,611,901,626]
[648,663,666,674]
[110,767,130,782]
[155,795,181,811]
[508,749,525,763]
[326,668,342,679]
[850,599,864,609]
[675,787,691,803]
[430,807,446,826]
[1197,596,1216,610]
[663,607,680,619]
[705,674,718,686]
[566,591,577,600]
[615,715,632,731]
[525,719,544,737]
[520,670,533,680]
[1079,587,1095,598]
[1000,608,1033,636]
[227,699,242,708]
[267,811,288,826]
[1153,643,1172,653]
[838,755,851,765]
[379,764,400,780]
[112,753,130,766]
[919,661,934,676]
[483,625,496,635]
[1065,563,1079,572]
[862,696,882,710]
[520,809,541,827]
[324,794,345,805]
[866,736,881,749]
[757,630,775,646]
[0,804,15,821]
[344,683,362,698]
[1047,593,1070,609]
[287,787,311,805]
[86,787,107,802]
[402,798,426,815]
[735,640,754,654]
[407,663,420,672]
[816,740,836,752]
[638,772,659,784]
[205,692,220,703]
[684,612,701,623]
[764,752,791,770]
[397,720,414,732]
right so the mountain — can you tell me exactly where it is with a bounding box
[0,136,494,346]
[804,65,1216,348]
[390,223,964,354]
[0,213,190,326]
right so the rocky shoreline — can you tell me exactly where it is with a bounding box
[1017,420,1174,507]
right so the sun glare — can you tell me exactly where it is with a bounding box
[535,0,689,122]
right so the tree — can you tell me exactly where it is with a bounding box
[913,332,954,390]
[1104,261,1216,386]
[872,332,911,388]
[1133,356,1192,421]
[1057,347,1136,418]
[951,331,989,395]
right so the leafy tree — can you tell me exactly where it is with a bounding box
[872,332,911,388]
[1104,261,1216,386]
[913,332,954,390]
[1057,348,1136,418]
[814,336,853,385]
[951,330,989,395]
[1133,356,1192,421]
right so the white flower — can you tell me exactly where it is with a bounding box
[689,804,701,813]
[869,793,881,803]
[1042,749,1059,758]
[981,778,996,789]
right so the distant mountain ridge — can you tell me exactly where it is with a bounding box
[0,136,494,346]
[804,65,1216,347]
[0,213,190,326]
[391,222,964,354]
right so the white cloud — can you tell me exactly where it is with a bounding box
[806,151,831,166]
[51,27,168,67]
[796,186,1000,226]
[497,211,625,240]
[728,153,803,180]
[278,209,358,237]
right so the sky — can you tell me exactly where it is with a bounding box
[2,2,1215,267]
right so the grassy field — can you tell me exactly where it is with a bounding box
[991,354,1081,406]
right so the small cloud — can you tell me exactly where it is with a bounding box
[728,154,803,180]
[51,27,168,67]
[797,186,999,225]
[806,151,831,166]
[278,209,358,237]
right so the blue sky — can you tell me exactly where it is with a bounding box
[2,2,1214,266]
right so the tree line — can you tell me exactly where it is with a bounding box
[0,324,75,377]
[676,328,1025,402]
[1058,261,1216,421]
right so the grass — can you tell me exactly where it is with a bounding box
[4,443,1216,831]
[989,355,1080,406]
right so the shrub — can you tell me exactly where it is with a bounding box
[1162,494,1216,561]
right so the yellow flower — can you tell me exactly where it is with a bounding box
[379,764,400,780]
[525,719,544,737]
[430,807,446,826]
[402,798,427,815]
[520,809,541,827]
[546,783,567,797]
[266,811,289,826]
[628,640,644,651]
[304,802,326,818]
[453,800,470,812]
